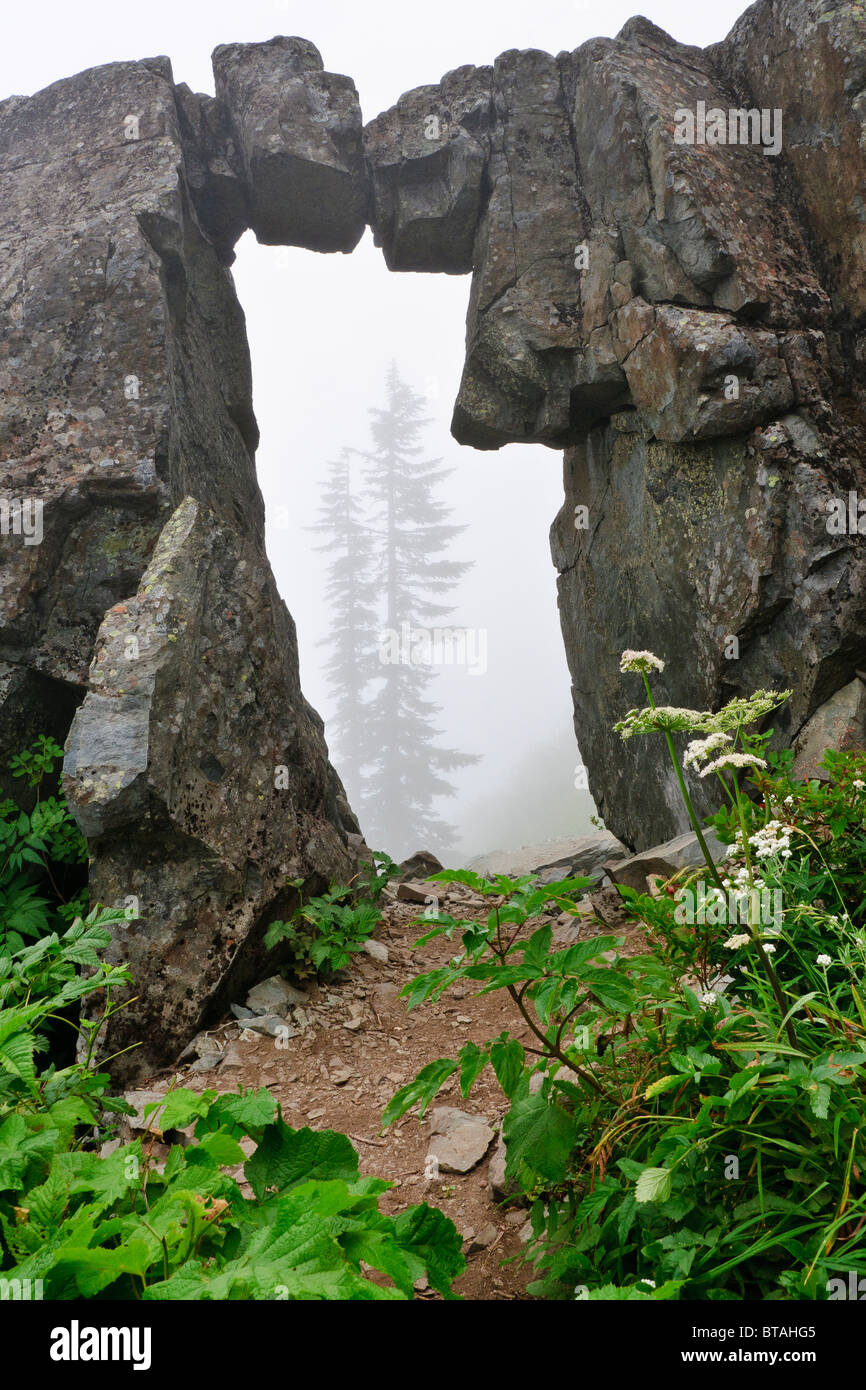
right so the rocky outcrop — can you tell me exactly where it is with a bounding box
[793,676,866,781]
[1,0,865,1075]
[362,1,865,847]
[212,37,366,253]
[0,52,359,1078]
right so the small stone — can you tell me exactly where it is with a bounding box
[371,983,401,1014]
[343,1017,363,1032]
[177,1029,222,1063]
[427,1106,494,1174]
[363,937,389,963]
[245,975,307,1017]
[487,1135,523,1204]
[230,1003,255,1021]
[468,1222,499,1253]
[307,1108,326,1120]
[242,1014,299,1039]
[505,1209,525,1227]
[397,881,433,905]
[120,1089,168,1135]
[398,850,443,880]
[455,1014,472,1024]
[190,1052,224,1072]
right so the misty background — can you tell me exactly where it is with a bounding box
[4,0,749,860]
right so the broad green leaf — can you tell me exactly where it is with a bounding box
[490,1038,525,1098]
[393,1202,465,1299]
[209,1088,276,1133]
[523,924,553,972]
[579,967,634,1013]
[644,1074,683,1100]
[245,1119,358,1200]
[381,1058,458,1127]
[458,1041,488,1097]
[503,1093,579,1184]
[635,1166,673,1204]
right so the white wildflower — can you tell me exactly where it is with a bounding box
[853,780,865,790]
[699,752,768,778]
[701,990,718,1005]
[724,933,751,949]
[620,650,665,674]
[816,953,832,967]
[762,942,776,954]
[615,705,711,738]
[748,821,792,860]
[683,732,733,770]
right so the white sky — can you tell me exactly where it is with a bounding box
[4,0,751,857]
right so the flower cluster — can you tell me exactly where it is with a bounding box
[706,689,791,733]
[614,705,711,739]
[747,820,793,861]
[683,732,733,770]
[724,932,751,949]
[699,751,768,778]
[619,650,665,674]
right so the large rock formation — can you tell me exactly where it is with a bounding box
[0,51,360,1078]
[0,0,863,1074]
[361,0,865,847]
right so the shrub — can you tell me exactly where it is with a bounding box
[265,850,397,978]
[383,656,866,1300]
[0,754,463,1301]
[0,736,88,955]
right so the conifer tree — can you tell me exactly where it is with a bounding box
[359,364,479,855]
[309,446,379,813]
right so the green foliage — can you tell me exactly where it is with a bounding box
[354,850,401,903]
[265,880,382,978]
[0,737,88,954]
[0,738,464,1301]
[1,1076,465,1299]
[0,910,463,1301]
[383,672,866,1301]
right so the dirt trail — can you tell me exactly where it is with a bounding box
[135,880,639,1300]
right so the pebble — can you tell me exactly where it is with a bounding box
[468,1222,499,1253]
[241,1014,299,1040]
[363,938,389,963]
[427,1106,494,1174]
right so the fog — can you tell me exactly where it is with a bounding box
[4,0,749,860]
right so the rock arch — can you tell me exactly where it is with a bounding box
[0,0,863,1075]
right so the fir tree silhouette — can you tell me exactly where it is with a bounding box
[313,364,479,857]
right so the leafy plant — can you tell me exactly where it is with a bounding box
[0,738,465,1301]
[1,1082,464,1300]
[382,655,866,1301]
[0,909,463,1300]
[0,736,88,954]
[354,849,400,903]
[265,878,384,978]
